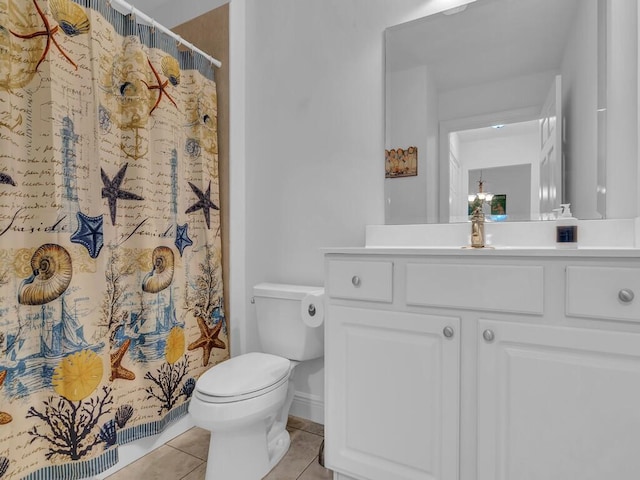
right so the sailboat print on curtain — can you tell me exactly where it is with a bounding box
[0,0,228,478]
[1,244,103,399]
[3,294,104,399]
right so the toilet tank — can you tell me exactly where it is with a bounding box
[253,283,324,361]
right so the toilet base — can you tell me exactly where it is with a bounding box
[205,420,290,480]
[265,421,291,475]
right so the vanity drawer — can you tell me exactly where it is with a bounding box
[327,260,393,302]
[405,263,544,314]
[566,266,640,322]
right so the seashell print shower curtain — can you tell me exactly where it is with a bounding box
[0,0,229,478]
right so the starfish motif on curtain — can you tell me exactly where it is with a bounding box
[175,223,193,256]
[9,0,81,72]
[110,339,136,381]
[187,316,226,367]
[101,163,144,225]
[70,212,104,258]
[185,181,218,229]
[144,59,178,115]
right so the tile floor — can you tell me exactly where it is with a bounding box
[105,416,332,480]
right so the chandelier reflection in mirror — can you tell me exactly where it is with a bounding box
[468,173,507,222]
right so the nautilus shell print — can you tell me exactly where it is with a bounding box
[49,0,90,37]
[142,246,174,293]
[18,244,73,305]
[161,55,180,86]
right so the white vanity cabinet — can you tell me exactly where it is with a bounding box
[476,319,640,480]
[324,250,640,480]
[324,258,460,480]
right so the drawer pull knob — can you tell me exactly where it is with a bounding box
[351,276,361,287]
[443,326,454,338]
[619,289,635,303]
[483,329,495,343]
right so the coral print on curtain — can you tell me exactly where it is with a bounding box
[0,0,228,478]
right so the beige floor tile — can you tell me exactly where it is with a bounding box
[167,427,211,461]
[287,416,324,437]
[298,458,333,480]
[300,422,324,437]
[263,429,324,480]
[181,462,208,480]
[286,415,308,430]
[105,445,203,480]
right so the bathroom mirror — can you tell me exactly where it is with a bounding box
[385,0,638,224]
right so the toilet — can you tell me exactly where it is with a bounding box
[188,283,325,480]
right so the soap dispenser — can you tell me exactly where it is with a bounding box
[555,203,578,248]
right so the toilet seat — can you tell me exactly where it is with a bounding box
[195,352,291,403]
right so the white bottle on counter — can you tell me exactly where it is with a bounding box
[555,203,578,248]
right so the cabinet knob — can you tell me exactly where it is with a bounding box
[351,275,361,287]
[618,288,635,303]
[483,329,495,343]
[443,326,454,338]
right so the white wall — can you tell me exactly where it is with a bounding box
[385,65,434,224]
[607,0,638,219]
[561,0,599,219]
[561,0,638,221]
[384,62,439,224]
[235,0,476,420]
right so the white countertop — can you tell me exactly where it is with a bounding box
[351,218,640,256]
[323,245,640,258]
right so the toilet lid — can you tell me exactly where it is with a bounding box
[195,352,291,398]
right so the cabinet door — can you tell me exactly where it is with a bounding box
[477,319,640,480]
[325,306,460,480]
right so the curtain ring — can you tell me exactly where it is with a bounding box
[176,36,183,48]
[130,5,136,21]
[150,18,156,33]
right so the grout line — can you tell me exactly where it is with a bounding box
[166,428,210,462]
[179,460,206,480]
[295,456,318,480]
[169,444,208,462]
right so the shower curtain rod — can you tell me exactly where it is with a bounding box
[108,0,222,68]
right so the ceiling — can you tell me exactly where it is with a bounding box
[126,0,229,28]
[456,119,539,143]
[386,0,581,92]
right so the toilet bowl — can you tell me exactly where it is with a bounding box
[189,283,324,480]
[189,352,294,479]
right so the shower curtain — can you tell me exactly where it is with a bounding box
[0,1,228,478]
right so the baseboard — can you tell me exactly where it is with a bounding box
[289,390,324,424]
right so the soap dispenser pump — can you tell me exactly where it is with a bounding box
[555,203,578,248]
